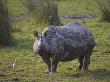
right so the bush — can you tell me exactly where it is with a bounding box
[22,0,62,26]
[0,0,11,46]
[96,0,110,22]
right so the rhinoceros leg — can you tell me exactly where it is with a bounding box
[78,56,84,70]
[50,59,59,73]
[42,58,51,72]
[83,55,90,71]
[83,46,93,71]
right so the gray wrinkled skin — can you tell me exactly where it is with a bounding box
[33,22,95,73]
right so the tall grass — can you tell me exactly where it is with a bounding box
[96,0,110,22]
[0,0,12,46]
[21,0,62,26]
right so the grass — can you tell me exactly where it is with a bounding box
[0,0,110,82]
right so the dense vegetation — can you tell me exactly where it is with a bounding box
[0,0,110,82]
[21,0,62,25]
[96,0,110,22]
[0,0,11,46]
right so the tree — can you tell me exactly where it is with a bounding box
[0,0,11,46]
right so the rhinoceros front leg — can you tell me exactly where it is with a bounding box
[50,58,59,73]
[42,58,51,72]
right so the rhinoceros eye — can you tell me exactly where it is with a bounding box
[37,34,41,39]
[36,34,43,42]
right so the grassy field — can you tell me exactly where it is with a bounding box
[0,0,110,82]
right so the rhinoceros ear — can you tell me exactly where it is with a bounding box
[33,30,39,37]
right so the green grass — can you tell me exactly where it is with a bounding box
[0,0,110,82]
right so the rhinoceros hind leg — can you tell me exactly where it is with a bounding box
[78,56,84,70]
[83,55,90,71]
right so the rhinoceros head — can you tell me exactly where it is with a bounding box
[33,31,42,54]
[33,30,50,56]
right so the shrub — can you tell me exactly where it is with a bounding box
[21,0,62,26]
[0,0,11,46]
[96,0,110,22]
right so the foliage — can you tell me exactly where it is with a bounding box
[21,0,62,26]
[96,0,110,22]
[0,0,11,46]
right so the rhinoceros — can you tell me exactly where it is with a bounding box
[33,22,95,73]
